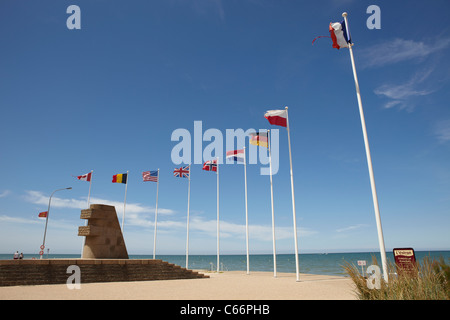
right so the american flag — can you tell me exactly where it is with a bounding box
[173,165,190,178]
[202,159,217,172]
[142,170,158,182]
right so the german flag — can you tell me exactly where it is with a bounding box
[249,131,268,148]
[112,173,128,184]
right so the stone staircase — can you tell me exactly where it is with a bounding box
[0,259,209,287]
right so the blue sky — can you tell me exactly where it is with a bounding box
[1,0,449,256]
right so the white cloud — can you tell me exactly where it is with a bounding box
[184,216,316,241]
[24,190,86,209]
[0,215,40,225]
[360,37,450,68]
[336,224,368,233]
[23,190,176,232]
[0,190,11,198]
[24,190,175,215]
[434,119,450,143]
[374,67,436,111]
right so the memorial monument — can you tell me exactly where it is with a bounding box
[78,204,129,259]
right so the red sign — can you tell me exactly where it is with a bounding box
[393,248,417,276]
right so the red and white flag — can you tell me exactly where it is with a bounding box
[76,172,92,182]
[264,109,287,127]
[38,211,48,218]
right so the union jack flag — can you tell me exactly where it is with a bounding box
[173,165,190,178]
[202,159,217,172]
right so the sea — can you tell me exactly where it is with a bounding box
[2,250,449,277]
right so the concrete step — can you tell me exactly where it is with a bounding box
[0,259,209,286]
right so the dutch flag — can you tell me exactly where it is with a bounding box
[226,149,245,163]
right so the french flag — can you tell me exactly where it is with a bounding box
[226,149,245,163]
[264,109,287,127]
[329,20,351,49]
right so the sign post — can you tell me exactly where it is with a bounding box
[358,260,367,277]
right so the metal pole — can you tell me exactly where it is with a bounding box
[81,170,93,257]
[186,166,191,269]
[153,169,160,260]
[121,171,129,233]
[342,12,388,283]
[268,130,277,278]
[40,187,72,259]
[285,107,300,282]
[243,147,250,275]
[216,157,220,273]
[87,170,93,207]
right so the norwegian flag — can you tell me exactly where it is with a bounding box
[203,159,217,172]
[173,165,190,178]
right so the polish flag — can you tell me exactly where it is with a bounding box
[77,172,92,182]
[264,109,287,127]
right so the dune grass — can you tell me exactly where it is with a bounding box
[342,255,449,300]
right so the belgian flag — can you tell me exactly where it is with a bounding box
[112,173,128,184]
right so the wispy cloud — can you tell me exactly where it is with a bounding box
[24,190,175,216]
[433,119,450,143]
[186,216,317,241]
[0,190,11,198]
[362,36,450,112]
[374,67,436,111]
[0,215,40,225]
[336,224,367,233]
[360,37,450,68]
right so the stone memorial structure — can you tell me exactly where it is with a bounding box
[78,204,129,259]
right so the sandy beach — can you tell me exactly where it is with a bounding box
[0,271,356,300]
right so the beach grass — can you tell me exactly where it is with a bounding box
[342,255,449,300]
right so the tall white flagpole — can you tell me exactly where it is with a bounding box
[153,169,160,260]
[87,170,93,208]
[268,130,277,278]
[121,170,129,233]
[243,147,250,275]
[285,107,300,282]
[186,165,191,269]
[81,170,93,256]
[216,157,220,273]
[342,12,388,282]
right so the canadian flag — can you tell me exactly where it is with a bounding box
[77,172,92,182]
